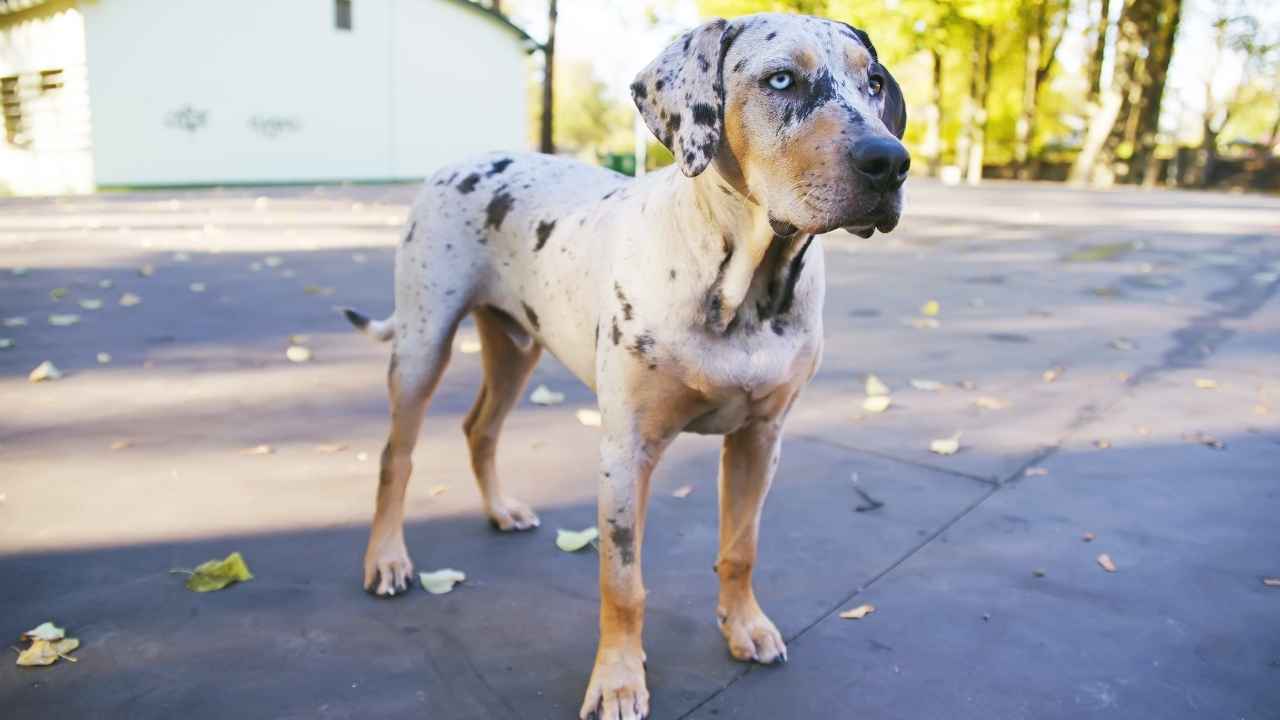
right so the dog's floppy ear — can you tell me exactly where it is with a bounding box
[631,19,737,177]
[877,64,907,139]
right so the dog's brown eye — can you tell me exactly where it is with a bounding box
[869,75,884,97]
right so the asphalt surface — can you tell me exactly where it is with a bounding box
[1,180,1278,719]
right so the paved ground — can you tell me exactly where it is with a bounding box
[1,180,1278,719]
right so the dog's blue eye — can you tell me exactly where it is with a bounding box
[767,72,794,91]
[869,74,884,97]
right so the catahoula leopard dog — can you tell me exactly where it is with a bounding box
[341,12,907,719]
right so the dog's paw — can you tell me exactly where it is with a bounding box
[718,601,787,664]
[486,496,540,532]
[362,531,414,597]
[580,646,649,720]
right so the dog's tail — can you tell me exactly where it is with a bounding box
[337,306,395,343]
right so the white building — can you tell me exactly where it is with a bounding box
[0,0,536,195]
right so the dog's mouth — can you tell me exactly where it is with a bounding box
[843,214,899,238]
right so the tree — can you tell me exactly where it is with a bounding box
[539,0,558,154]
[1014,0,1069,178]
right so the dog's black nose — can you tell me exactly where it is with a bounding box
[851,138,911,192]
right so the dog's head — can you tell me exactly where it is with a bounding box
[632,13,908,237]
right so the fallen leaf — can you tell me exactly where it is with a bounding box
[249,262,264,272]
[49,287,68,300]
[920,300,940,317]
[862,395,892,413]
[356,451,369,461]
[314,443,347,453]
[78,299,103,310]
[1064,242,1134,262]
[3,316,27,327]
[285,345,312,363]
[0,338,13,350]
[243,444,273,455]
[172,252,191,262]
[184,551,254,592]
[1109,338,1136,351]
[23,622,66,642]
[97,279,113,289]
[188,282,206,293]
[1263,577,1280,588]
[1042,366,1064,383]
[96,352,111,364]
[974,396,1008,410]
[1193,378,1217,390]
[672,485,694,498]
[839,603,875,620]
[1024,466,1049,477]
[419,568,466,595]
[263,256,283,268]
[281,269,297,278]
[909,317,940,329]
[139,264,155,277]
[865,374,890,397]
[1096,553,1117,573]
[1183,431,1225,450]
[28,361,62,382]
[909,379,943,392]
[303,285,335,296]
[48,314,81,326]
[118,292,142,307]
[288,334,310,345]
[576,408,602,427]
[957,380,977,391]
[11,267,29,276]
[1082,532,1096,542]
[529,384,566,406]
[427,484,449,497]
[929,433,962,456]
[351,253,368,264]
[1033,569,1046,578]
[16,637,79,667]
[1093,439,1112,449]
[109,440,132,451]
[556,527,599,552]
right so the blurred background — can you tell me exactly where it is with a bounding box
[1,0,1277,196]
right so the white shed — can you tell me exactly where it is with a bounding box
[0,0,536,195]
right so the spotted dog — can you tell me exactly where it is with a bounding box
[342,12,908,720]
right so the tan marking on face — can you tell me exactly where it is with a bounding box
[844,44,872,74]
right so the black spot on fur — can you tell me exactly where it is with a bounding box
[457,173,481,194]
[630,80,647,100]
[655,78,665,90]
[535,219,556,251]
[611,316,622,345]
[691,103,717,126]
[594,322,599,346]
[682,33,692,52]
[485,188,515,231]
[614,283,633,321]
[402,220,417,244]
[608,520,636,566]
[766,31,777,40]
[343,307,370,330]
[669,269,677,280]
[776,236,815,316]
[630,332,655,360]
[602,188,619,200]
[486,158,513,176]
[733,58,746,73]
[704,244,734,331]
[521,302,540,330]
[696,53,710,73]
[792,70,837,125]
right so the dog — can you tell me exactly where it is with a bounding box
[341,12,907,719]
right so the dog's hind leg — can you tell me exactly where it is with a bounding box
[462,306,543,531]
[364,313,463,596]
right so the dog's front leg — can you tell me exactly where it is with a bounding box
[580,425,669,720]
[715,415,788,664]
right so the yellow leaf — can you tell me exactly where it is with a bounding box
[672,484,693,498]
[865,374,890,397]
[974,396,1008,410]
[139,264,155,277]
[263,256,283,268]
[184,551,254,592]
[427,484,449,497]
[285,345,312,363]
[78,299,103,310]
[1193,378,1217,390]
[1042,366,1064,383]
[3,316,28,327]
[314,443,347,453]
[119,292,142,307]
[23,622,65,642]
[1024,466,1049,477]
[419,568,466,595]
[16,638,79,666]
[1096,553,1117,573]
[188,282,207,293]
[839,603,875,620]
[576,408,602,427]
[929,433,962,456]
[243,444,273,455]
[909,317,940,329]
[909,379,943,391]
[96,352,112,364]
[48,314,81,327]
[50,287,68,300]
[920,300,940,317]
[28,361,63,382]
[110,440,132,451]
[0,338,12,350]
[556,527,599,552]
[862,395,892,413]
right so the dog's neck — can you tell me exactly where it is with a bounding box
[670,165,814,335]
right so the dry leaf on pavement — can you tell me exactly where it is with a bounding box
[28,361,62,382]
[1024,467,1049,477]
[110,440,132,450]
[314,443,347,453]
[672,485,693,498]
[419,569,466,595]
[865,374,890,397]
[96,352,111,364]
[1093,439,1112,449]
[78,299,103,310]
[48,314,81,327]
[16,637,80,667]
[929,433,962,455]
[839,603,875,620]
[974,396,1008,410]
[1082,532,1096,542]
[576,408,602,427]
[862,395,892,413]
[0,338,13,350]
[920,300,940,317]
[119,292,142,307]
[1183,431,1225,450]
[910,379,943,391]
[1042,366,1064,383]
[1096,553,1117,573]
[1194,378,1217,390]
[182,551,254,592]
[285,345,312,363]
[427,484,449,497]
[1263,577,1280,587]
[49,287,68,300]
[189,282,207,293]
[529,384,566,406]
[3,316,27,327]
[556,527,599,552]
[243,444,273,455]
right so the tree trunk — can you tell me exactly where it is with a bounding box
[966,25,992,186]
[924,48,944,176]
[1015,3,1044,179]
[539,0,557,155]
[1086,0,1115,106]
[1136,0,1181,187]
